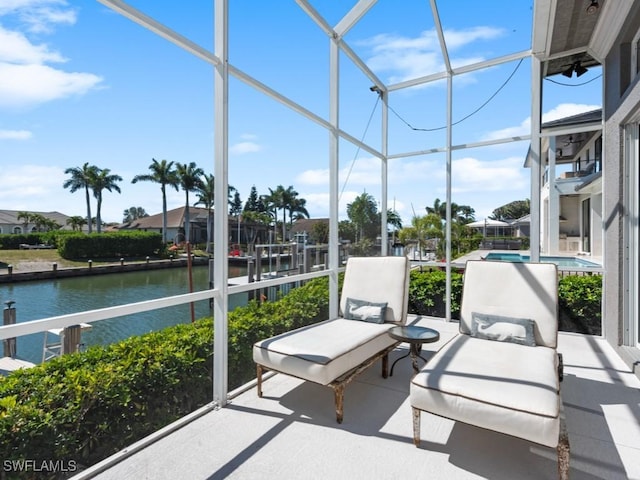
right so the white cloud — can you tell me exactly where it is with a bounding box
[0,164,65,204]
[483,103,602,141]
[452,156,527,193]
[541,103,601,123]
[230,141,262,155]
[361,27,504,84]
[0,2,99,109]
[444,27,504,49]
[483,117,531,141]
[297,168,328,186]
[0,0,76,34]
[0,26,65,63]
[298,157,396,187]
[0,63,102,108]
[0,129,32,140]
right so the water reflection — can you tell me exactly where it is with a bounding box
[1,265,249,364]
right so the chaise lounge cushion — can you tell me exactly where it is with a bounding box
[410,332,561,447]
[254,318,396,385]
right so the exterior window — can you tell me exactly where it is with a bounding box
[595,137,602,172]
[13,227,22,234]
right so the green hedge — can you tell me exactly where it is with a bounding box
[57,232,164,259]
[0,233,47,250]
[408,268,601,335]
[558,274,602,335]
[0,231,79,250]
[408,268,464,319]
[0,276,330,474]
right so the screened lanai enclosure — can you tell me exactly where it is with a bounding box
[90,0,604,406]
[1,1,639,478]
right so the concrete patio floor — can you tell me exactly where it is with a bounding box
[80,317,640,480]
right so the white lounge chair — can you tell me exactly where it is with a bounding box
[253,256,410,423]
[410,260,569,479]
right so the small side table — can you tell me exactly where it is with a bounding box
[388,325,439,376]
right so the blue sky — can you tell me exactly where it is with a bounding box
[0,1,602,226]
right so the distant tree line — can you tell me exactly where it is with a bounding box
[60,159,529,259]
[396,197,530,260]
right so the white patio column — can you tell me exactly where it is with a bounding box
[381,89,389,257]
[548,137,560,254]
[213,0,229,407]
[530,56,542,262]
[328,30,340,319]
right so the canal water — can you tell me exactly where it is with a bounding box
[1,264,257,365]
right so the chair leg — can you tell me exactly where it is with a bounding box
[382,352,389,378]
[334,384,345,424]
[256,364,263,397]
[412,407,421,446]
[557,414,570,480]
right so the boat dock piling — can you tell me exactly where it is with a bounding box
[3,300,16,358]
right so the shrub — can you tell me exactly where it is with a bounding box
[408,268,463,319]
[558,274,602,335]
[0,320,213,470]
[0,233,47,250]
[57,232,164,259]
[0,276,331,474]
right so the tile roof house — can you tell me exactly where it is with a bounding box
[117,206,211,244]
[117,206,271,246]
[0,209,77,234]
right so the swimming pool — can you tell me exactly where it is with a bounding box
[484,252,601,268]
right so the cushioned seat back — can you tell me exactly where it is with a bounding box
[460,260,558,348]
[339,256,410,324]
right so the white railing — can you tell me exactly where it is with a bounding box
[0,268,332,343]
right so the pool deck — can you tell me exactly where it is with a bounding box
[452,250,603,267]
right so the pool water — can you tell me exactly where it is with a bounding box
[484,252,600,268]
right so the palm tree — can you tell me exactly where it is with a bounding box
[194,175,238,252]
[66,216,87,231]
[29,213,47,232]
[398,213,442,261]
[132,159,180,244]
[16,211,32,233]
[241,210,271,252]
[347,192,378,242]
[123,207,148,223]
[259,194,278,243]
[267,185,288,242]
[288,195,309,225]
[194,173,215,253]
[176,162,204,244]
[425,198,446,220]
[91,168,122,233]
[63,163,99,233]
[382,209,403,241]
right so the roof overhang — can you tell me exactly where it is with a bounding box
[532,0,633,78]
[524,108,602,167]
